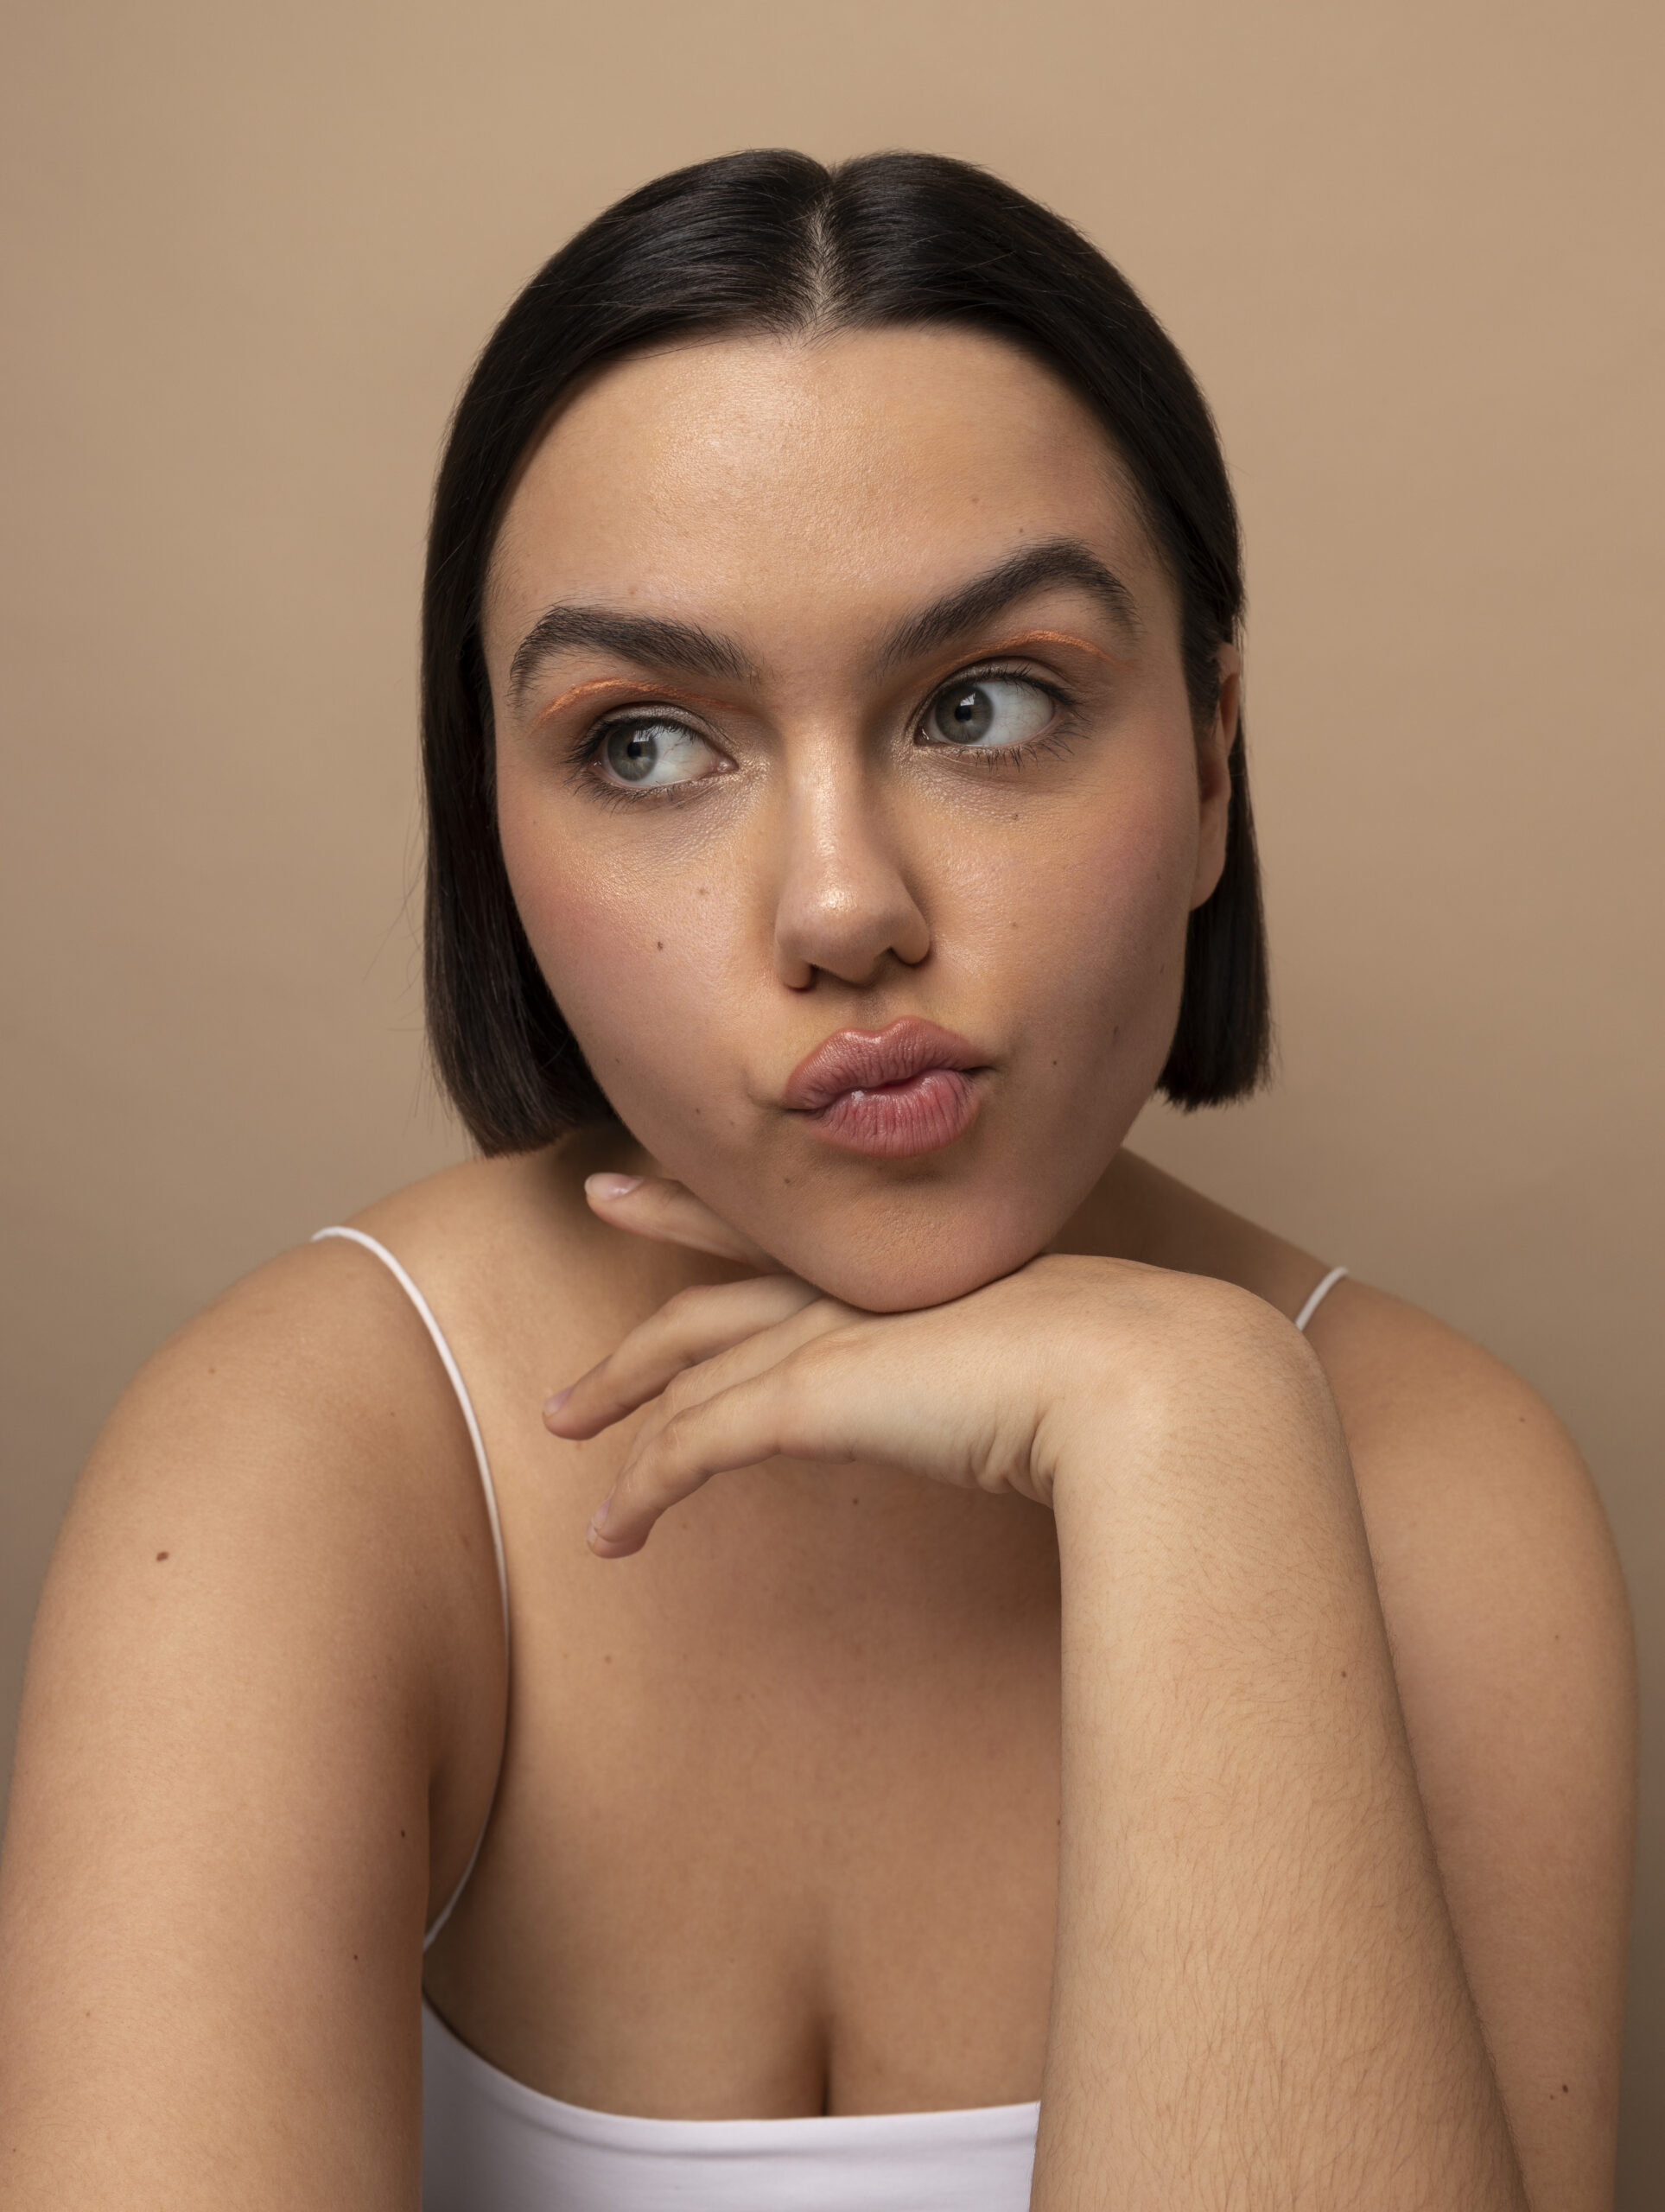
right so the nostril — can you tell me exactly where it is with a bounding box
[772,889,931,990]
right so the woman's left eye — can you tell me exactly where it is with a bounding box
[920,676,1055,750]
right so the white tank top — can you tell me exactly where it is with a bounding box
[314,1227,1347,2210]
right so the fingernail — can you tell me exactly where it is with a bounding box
[586,1173,643,1201]
[588,1497,612,1546]
[543,1387,572,1417]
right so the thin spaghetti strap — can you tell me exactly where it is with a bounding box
[312,1224,509,1948]
[1293,1265,1349,1335]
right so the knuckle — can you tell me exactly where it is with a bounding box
[658,1401,692,1447]
[660,1365,695,1408]
[802,1319,862,1370]
[654,1406,708,1481]
[632,1403,671,1456]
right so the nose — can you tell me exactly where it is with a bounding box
[770,758,931,989]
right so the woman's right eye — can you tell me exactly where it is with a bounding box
[594,718,723,789]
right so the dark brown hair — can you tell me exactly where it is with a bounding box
[423,149,1270,1151]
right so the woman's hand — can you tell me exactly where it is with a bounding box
[546,1171,1273,1558]
[554,1174,1538,2211]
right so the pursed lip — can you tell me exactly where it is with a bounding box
[783,1017,988,1112]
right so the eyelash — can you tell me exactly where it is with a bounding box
[920,662,1081,770]
[565,662,1081,804]
[563,711,709,810]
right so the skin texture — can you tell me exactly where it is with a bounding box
[549,1198,1527,2203]
[0,328,1635,2209]
[486,328,1232,1309]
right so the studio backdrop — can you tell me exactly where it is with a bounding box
[3,1,1660,2196]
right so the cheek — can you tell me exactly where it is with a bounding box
[498,792,743,1118]
[962,771,1198,1077]
[1071,801,1192,1043]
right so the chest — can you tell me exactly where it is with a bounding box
[423,1413,1065,2119]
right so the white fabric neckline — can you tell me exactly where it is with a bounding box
[423,1995,1042,2144]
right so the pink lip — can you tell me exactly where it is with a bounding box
[783,1018,988,1160]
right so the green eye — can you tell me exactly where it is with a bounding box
[598,719,721,787]
[925,677,1054,748]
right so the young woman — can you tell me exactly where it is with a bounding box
[0,152,1635,2210]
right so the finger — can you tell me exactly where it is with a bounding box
[584,1173,775,1268]
[588,1341,858,1558]
[587,1290,1052,1554]
[545,1274,822,1438]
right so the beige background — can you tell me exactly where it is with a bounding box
[3,0,1660,2190]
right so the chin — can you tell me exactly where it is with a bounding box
[760,1193,1054,1314]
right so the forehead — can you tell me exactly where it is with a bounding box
[484,326,1165,663]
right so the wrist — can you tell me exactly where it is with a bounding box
[1037,1262,1332,1517]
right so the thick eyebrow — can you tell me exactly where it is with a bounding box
[507,537,1135,711]
[877,538,1139,672]
[507,604,754,710]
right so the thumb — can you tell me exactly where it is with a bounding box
[584,1173,778,1269]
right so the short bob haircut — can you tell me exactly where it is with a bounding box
[423,149,1271,1154]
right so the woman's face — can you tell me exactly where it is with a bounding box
[484,326,1235,1310]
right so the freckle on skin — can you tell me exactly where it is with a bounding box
[156,1551,169,1562]
[656,941,664,950]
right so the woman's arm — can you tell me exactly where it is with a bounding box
[1035,1300,1525,2209]
[1316,1288,1636,2212]
[0,1243,504,2210]
[552,1192,1630,2207]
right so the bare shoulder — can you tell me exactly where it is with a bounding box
[1110,1154,1629,1640]
[1300,1273,1633,1732]
[49,1221,505,1707]
[0,1210,510,2207]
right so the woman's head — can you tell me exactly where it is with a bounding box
[424,150,1268,1307]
